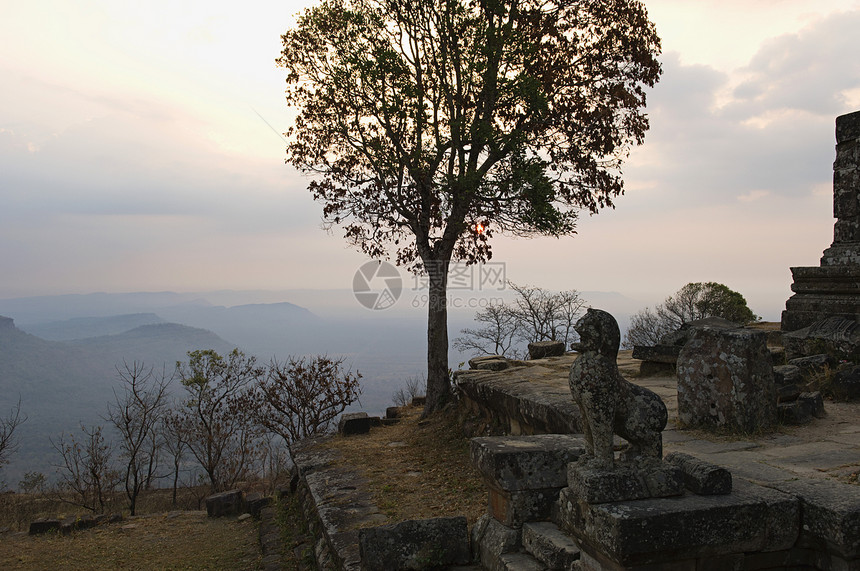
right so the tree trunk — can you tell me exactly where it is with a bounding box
[424,259,451,416]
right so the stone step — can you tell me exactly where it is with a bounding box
[522,522,581,570]
[498,551,547,571]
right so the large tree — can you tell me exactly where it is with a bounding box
[278,0,661,413]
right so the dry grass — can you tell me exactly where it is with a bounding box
[0,511,260,570]
[322,404,486,526]
[0,405,487,568]
[0,487,219,533]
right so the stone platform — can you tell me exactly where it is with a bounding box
[472,430,860,570]
[456,350,860,487]
[462,349,860,570]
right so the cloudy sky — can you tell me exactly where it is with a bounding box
[1,0,859,320]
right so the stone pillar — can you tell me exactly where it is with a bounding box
[782,110,860,331]
[824,111,860,264]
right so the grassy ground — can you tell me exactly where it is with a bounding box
[0,404,484,569]
[275,491,317,570]
[0,511,261,570]
[322,404,486,526]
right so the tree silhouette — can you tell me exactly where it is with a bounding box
[279,0,661,413]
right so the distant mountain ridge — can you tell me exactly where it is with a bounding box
[0,315,235,486]
[21,313,166,340]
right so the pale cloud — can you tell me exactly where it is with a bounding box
[0,0,858,316]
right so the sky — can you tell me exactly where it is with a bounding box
[2,0,860,321]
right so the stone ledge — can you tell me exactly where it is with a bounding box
[556,479,799,567]
[768,478,860,560]
[358,516,470,570]
[456,359,583,435]
[291,436,387,570]
[470,434,585,491]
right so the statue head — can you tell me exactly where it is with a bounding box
[573,308,620,356]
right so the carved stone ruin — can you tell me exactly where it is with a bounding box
[782,109,860,331]
[676,325,778,433]
[568,308,684,501]
[466,308,860,570]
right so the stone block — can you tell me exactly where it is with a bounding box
[789,353,837,374]
[566,460,684,504]
[385,406,399,419]
[471,514,520,570]
[837,109,860,143]
[783,316,860,362]
[768,346,786,366]
[834,364,860,400]
[29,519,60,535]
[777,391,825,424]
[778,400,814,425]
[338,412,371,435]
[469,355,510,371]
[358,516,470,570]
[470,435,585,492]
[664,452,732,495]
[206,489,244,517]
[555,479,799,567]
[773,364,803,389]
[798,391,826,418]
[776,383,802,402]
[522,521,581,569]
[638,361,675,376]
[244,492,271,519]
[632,344,681,364]
[771,478,860,559]
[676,327,777,433]
[488,485,561,527]
[527,340,566,359]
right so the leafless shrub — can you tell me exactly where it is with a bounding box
[392,375,427,407]
[256,355,362,445]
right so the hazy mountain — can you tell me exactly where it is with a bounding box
[68,322,235,365]
[0,292,214,324]
[0,315,233,486]
[21,313,166,341]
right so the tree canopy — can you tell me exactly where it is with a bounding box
[623,282,760,348]
[279,0,661,412]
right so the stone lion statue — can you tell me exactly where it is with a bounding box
[569,308,668,469]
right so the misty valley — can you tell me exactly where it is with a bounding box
[0,291,432,487]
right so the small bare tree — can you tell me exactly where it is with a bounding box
[508,282,586,347]
[106,361,170,515]
[455,283,586,358]
[175,349,264,492]
[621,306,675,349]
[255,355,362,446]
[0,398,26,469]
[453,303,521,357]
[161,410,188,508]
[392,375,427,408]
[52,425,119,513]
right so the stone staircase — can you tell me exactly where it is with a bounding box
[476,525,578,570]
[478,520,581,570]
[470,432,860,571]
[521,522,581,570]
